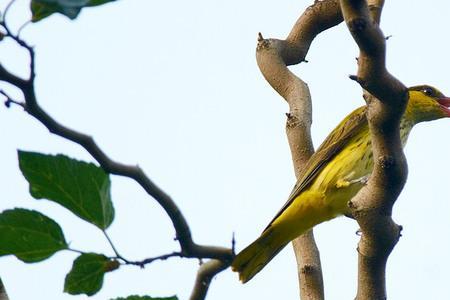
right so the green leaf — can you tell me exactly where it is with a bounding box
[30,0,117,22]
[0,208,68,262]
[18,151,115,229]
[86,0,115,7]
[64,253,120,296]
[111,296,178,300]
[31,0,82,22]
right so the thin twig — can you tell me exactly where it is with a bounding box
[0,9,35,82]
[17,20,31,37]
[0,90,26,109]
[69,245,182,269]
[1,0,16,22]
[120,252,183,268]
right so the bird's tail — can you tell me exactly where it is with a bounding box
[231,228,289,283]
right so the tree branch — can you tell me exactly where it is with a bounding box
[189,259,230,300]
[256,1,343,298]
[0,17,232,299]
[340,0,407,299]
[0,64,27,89]
[118,252,183,267]
[19,83,232,259]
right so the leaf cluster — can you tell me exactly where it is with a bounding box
[0,151,172,298]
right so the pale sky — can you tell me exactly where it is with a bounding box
[1,0,450,299]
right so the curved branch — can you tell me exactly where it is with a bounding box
[340,0,407,299]
[19,85,231,260]
[189,259,230,300]
[0,20,233,298]
[256,1,343,298]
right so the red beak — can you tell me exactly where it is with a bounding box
[438,96,450,116]
[438,96,450,106]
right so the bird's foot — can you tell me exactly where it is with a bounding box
[351,175,369,185]
[336,175,369,188]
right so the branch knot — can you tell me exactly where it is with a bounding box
[256,33,271,51]
[300,264,316,274]
[349,74,366,87]
[286,113,301,129]
[378,155,395,169]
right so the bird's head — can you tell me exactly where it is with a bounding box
[406,85,450,124]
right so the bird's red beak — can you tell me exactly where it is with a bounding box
[438,96,450,117]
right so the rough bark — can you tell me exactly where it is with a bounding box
[256,1,343,298]
[340,0,407,299]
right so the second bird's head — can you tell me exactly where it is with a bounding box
[407,85,450,123]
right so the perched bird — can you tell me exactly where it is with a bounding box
[232,85,450,283]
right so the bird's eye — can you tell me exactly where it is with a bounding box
[422,87,434,96]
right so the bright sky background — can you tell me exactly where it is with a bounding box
[1,0,450,299]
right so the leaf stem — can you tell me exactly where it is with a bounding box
[102,230,123,260]
[67,248,85,255]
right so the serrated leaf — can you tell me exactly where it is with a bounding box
[0,208,67,262]
[64,253,119,296]
[111,296,178,300]
[18,151,114,229]
[30,0,117,22]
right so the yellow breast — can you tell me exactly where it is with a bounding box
[308,118,413,215]
[267,109,417,246]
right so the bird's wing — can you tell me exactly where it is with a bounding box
[263,105,368,232]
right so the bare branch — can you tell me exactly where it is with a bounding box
[1,89,26,109]
[1,0,17,22]
[256,1,343,298]
[0,9,36,83]
[16,20,31,37]
[119,252,184,268]
[189,259,230,300]
[340,0,407,299]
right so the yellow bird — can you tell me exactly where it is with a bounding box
[232,85,450,283]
